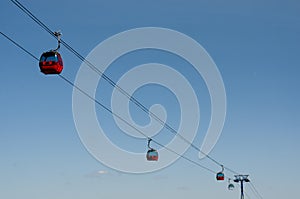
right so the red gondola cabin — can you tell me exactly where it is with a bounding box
[216,172,225,181]
[39,51,63,74]
[146,149,158,161]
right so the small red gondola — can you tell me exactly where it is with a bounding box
[146,139,158,161]
[147,149,159,161]
[216,165,225,181]
[39,51,63,74]
[216,172,225,181]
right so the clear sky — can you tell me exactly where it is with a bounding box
[1,0,300,199]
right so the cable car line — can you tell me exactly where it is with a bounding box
[1,31,263,199]
[7,1,265,197]
[2,27,264,199]
[1,30,217,176]
[10,0,241,176]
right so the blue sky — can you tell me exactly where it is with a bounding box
[1,0,300,198]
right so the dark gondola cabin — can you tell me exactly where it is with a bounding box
[146,149,158,161]
[228,183,235,190]
[39,51,63,74]
[216,172,225,181]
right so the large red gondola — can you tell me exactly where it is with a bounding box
[39,31,63,75]
[39,51,63,74]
